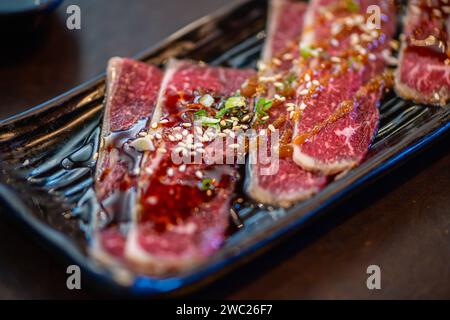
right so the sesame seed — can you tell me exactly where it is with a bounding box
[272,58,282,66]
[159,119,169,124]
[289,111,295,119]
[157,148,167,153]
[274,82,284,89]
[331,56,341,63]
[195,171,203,179]
[167,168,174,177]
[195,127,203,135]
[182,123,192,128]
[257,60,268,72]
[299,89,309,96]
[304,73,311,82]
[268,124,276,132]
[283,53,294,60]
[151,123,158,129]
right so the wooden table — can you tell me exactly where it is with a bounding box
[0,0,449,299]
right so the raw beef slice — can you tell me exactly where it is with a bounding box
[93,57,163,261]
[293,0,397,175]
[395,0,450,106]
[246,0,327,207]
[125,60,255,274]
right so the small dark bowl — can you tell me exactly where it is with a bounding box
[0,0,64,35]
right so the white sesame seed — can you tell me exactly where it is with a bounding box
[282,53,294,60]
[286,102,296,108]
[274,82,284,89]
[151,122,158,129]
[304,73,311,82]
[179,164,186,172]
[182,123,192,128]
[257,60,268,72]
[331,56,341,63]
[159,119,169,124]
[195,127,203,135]
[299,89,309,96]
[195,171,203,179]
[289,111,295,119]
[272,58,282,66]
[268,124,276,132]
[167,168,174,177]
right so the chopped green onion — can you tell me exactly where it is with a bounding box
[286,73,297,85]
[195,109,207,117]
[225,96,246,109]
[215,96,246,119]
[200,177,214,191]
[300,45,318,59]
[199,116,220,126]
[346,0,360,13]
[255,98,273,123]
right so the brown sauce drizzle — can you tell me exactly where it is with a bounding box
[293,71,393,145]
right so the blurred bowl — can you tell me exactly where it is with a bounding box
[0,0,64,34]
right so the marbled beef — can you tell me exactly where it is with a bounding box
[246,0,327,207]
[125,60,255,274]
[395,0,450,106]
[293,0,397,175]
[93,57,162,260]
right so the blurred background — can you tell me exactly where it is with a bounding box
[0,0,449,300]
[0,0,239,119]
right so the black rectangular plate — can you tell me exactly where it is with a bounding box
[0,0,449,296]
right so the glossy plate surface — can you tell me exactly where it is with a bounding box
[0,0,449,296]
